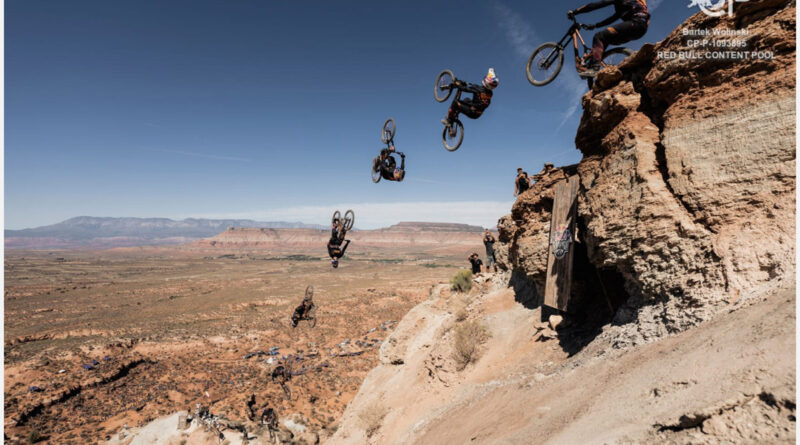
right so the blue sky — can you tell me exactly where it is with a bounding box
[6,0,695,229]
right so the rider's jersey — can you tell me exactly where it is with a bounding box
[328,239,349,258]
[579,0,649,22]
[460,82,493,112]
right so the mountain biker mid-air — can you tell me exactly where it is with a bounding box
[374,145,406,182]
[328,238,350,268]
[441,68,499,129]
[568,0,650,77]
[291,294,315,328]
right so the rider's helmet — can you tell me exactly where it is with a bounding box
[482,68,499,89]
[331,258,339,268]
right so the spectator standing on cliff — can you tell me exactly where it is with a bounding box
[483,229,496,273]
[469,253,483,275]
[515,168,532,197]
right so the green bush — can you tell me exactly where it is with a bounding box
[450,269,473,293]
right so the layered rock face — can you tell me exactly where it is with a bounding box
[498,1,795,344]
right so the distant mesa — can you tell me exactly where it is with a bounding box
[382,222,487,233]
[4,216,326,250]
[5,217,492,250]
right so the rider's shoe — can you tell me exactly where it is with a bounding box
[578,58,602,78]
[441,119,450,127]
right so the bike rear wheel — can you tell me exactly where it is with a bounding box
[343,210,355,231]
[588,47,634,89]
[526,42,564,86]
[281,383,291,400]
[381,118,396,144]
[434,70,455,102]
[332,211,341,226]
[442,120,464,152]
[602,47,634,67]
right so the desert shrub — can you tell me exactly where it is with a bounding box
[26,430,42,443]
[450,269,473,293]
[455,306,469,322]
[358,403,388,438]
[452,320,489,371]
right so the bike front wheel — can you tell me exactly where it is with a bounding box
[381,118,396,144]
[343,210,355,231]
[434,70,455,102]
[332,210,341,226]
[305,285,314,299]
[527,42,564,86]
[442,120,464,152]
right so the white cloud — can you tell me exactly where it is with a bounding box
[188,201,514,230]
[492,2,587,134]
[492,2,541,58]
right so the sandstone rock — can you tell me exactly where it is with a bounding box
[593,66,623,92]
[177,414,188,430]
[701,415,728,436]
[496,1,795,346]
[548,315,566,330]
[539,329,558,340]
[532,321,549,331]
[295,430,320,444]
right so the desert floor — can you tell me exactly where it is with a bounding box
[4,248,465,443]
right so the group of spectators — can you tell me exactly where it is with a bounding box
[468,229,496,275]
[469,164,553,274]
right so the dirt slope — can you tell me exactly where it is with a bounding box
[329,276,794,444]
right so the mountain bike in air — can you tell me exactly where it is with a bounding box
[372,118,405,183]
[331,210,355,241]
[433,70,465,152]
[526,17,633,89]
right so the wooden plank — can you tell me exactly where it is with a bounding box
[544,175,580,312]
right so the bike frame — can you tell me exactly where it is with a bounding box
[546,19,592,69]
[445,86,463,124]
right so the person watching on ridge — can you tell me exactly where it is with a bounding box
[483,229,497,273]
[515,168,531,197]
[469,253,483,275]
[442,68,499,130]
[568,0,650,77]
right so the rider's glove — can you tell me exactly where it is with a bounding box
[567,10,575,19]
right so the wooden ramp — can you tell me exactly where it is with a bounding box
[544,175,580,312]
